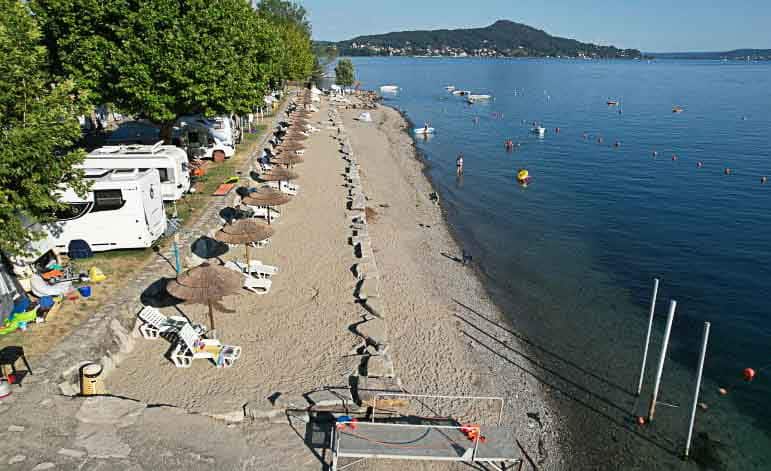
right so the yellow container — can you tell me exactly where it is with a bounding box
[80,363,105,396]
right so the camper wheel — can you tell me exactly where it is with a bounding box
[213,150,226,162]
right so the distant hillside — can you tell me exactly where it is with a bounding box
[652,49,771,60]
[330,20,641,59]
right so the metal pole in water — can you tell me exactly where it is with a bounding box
[684,321,711,459]
[648,300,677,421]
[637,278,660,396]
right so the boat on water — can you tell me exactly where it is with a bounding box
[607,100,619,106]
[532,126,546,137]
[445,85,456,91]
[452,90,471,96]
[467,94,492,103]
[414,127,435,135]
[672,106,684,113]
[380,85,399,93]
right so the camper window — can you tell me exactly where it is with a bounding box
[54,202,90,221]
[92,189,125,212]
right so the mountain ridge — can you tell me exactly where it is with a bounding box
[328,20,641,59]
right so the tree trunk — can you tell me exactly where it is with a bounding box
[160,122,174,145]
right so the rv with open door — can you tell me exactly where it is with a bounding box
[80,142,190,201]
[47,168,167,253]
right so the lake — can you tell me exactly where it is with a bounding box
[349,56,771,469]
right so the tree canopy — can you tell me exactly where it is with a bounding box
[0,0,89,256]
[256,0,311,36]
[35,0,284,136]
[334,59,355,87]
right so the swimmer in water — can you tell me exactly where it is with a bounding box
[456,153,464,176]
[672,154,678,161]
[725,168,731,175]
[614,141,621,147]
[762,176,768,184]
[697,161,703,168]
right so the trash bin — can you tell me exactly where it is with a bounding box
[80,363,104,396]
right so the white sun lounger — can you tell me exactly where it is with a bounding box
[224,262,272,294]
[170,323,241,368]
[137,306,206,339]
[231,260,279,278]
[263,181,299,196]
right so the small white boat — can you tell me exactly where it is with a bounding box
[380,85,399,93]
[532,126,546,137]
[452,90,471,96]
[467,94,492,103]
[414,127,435,135]
[445,85,456,91]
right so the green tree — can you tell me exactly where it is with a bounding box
[0,0,89,256]
[35,0,281,141]
[256,0,310,36]
[334,59,355,86]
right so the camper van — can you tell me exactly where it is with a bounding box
[48,168,167,253]
[176,115,240,160]
[80,142,190,201]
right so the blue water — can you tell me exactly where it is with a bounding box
[350,57,771,469]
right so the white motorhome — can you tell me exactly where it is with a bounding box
[176,115,239,160]
[47,168,167,253]
[80,142,191,201]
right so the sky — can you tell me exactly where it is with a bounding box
[298,0,771,52]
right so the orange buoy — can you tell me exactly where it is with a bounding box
[718,387,728,395]
[743,368,756,382]
[636,416,646,426]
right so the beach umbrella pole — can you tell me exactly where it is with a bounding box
[684,321,710,459]
[208,300,216,333]
[636,278,660,396]
[648,300,677,421]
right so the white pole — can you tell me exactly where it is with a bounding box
[684,321,710,459]
[648,300,677,421]
[637,278,660,395]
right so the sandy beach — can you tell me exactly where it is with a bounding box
[106,94,563,469]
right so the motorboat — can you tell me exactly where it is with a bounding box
[607,100,619,106]
[445,85,456,91]
[532,126,546,137]
[380,85,399,93]
[672,106,684,113]
[414,127,435,135]
[452,90,471,96]
[467,94,492,103]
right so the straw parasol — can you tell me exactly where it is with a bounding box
[215,218,275,262]
[259,168,299,192]
[271,154,304,168]
[242,187,292,224]
[276,142,306,151]
[166,262,243,332]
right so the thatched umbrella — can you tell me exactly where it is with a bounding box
[166,262,242,332]
[276,142,306,152]
[215,218,274,264]
[282,134,308,142]
[242,187,292,224]
[259,168,299,193]
[271,154,304,169]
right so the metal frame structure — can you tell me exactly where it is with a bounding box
[330,393,519,471]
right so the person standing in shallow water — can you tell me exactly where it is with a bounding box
[456,153,464,176]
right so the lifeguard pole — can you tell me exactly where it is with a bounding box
[648,300,677,421]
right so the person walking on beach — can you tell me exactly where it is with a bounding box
[456,153,464,176]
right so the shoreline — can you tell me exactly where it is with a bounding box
[345,101,566,468]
